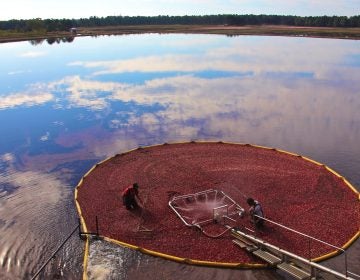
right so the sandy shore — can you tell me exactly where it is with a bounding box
[1,24,360,43]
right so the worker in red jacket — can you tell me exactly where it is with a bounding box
[122,183,143,210]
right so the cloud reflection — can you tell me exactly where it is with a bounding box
[7,70,31,75]
[0,155,71,277]
[40,132,50,141]
[1,153,15,162]
[19,51,47,58]
[48,70,360,160]
[54,37,360,157]
[2,36,360,161]
[0,92,53,110]
[68,37,360,81]
[50,76,118,110]
[70,54,250,75]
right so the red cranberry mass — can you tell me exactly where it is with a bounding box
[76,142,359,265]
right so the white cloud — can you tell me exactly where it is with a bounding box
[1,0,357,20]
[228,0,360,16]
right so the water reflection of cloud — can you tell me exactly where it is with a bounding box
[50,76,118,110]
[4,36,358,161]
[51,71,360,161]
[40,132,50,141]
[93,136,139,158]
[19,51,47,58]
[54,73,360,138]
[205,37,360,79]
[0,161,71,277]
[1,153,14,163]
[70,54,247,75]
[0,169,66,208]
[7,70,31,75]
[53,121,64,126]
[161,35,220,47]
[0,92,53,110]
[68,38,360,81]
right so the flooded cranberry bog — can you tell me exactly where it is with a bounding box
[75,142,359,275]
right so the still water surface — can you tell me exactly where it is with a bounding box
[0,34,359,279]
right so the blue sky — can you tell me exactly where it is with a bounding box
[0,0,359,20]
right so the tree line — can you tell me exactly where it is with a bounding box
[1,14,360,32]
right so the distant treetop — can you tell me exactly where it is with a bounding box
[1,14,359,32]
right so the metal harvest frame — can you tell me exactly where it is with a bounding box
[168,189,245,229]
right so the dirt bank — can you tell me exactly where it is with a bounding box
[1,24,360,43]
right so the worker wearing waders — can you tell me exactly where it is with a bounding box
[247,197,264,229]
[122,183,143,210]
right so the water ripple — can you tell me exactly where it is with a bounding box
[0,166,73,279]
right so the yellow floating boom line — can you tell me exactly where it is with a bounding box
[74,141,359,279]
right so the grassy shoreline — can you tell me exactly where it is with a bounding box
[1,24,360,43]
